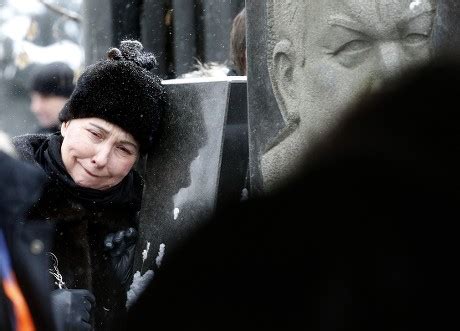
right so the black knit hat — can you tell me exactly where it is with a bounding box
[30,62,75,97]
[59,40,165,154]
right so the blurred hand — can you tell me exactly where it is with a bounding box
[51,289,95,331]
[104,227,137,285]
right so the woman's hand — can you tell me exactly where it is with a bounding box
[104,228,137,285]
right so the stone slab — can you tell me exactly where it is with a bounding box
[134,76,247,273]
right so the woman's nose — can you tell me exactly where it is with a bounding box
[91,145,111,167]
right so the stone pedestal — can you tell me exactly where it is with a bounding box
[134,77,247,273]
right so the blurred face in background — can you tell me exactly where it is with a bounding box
[30,92,68,128]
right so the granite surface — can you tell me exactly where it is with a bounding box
[246,0,284,196]
[246,0,459,195]
[134,77,248,273]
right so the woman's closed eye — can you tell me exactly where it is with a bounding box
[87,129,103,140]
[117,145,133,155]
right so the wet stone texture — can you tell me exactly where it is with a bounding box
[246,0,283,196]
[432,0,460,55]
[134,77,247,273]
[247,0,460,195]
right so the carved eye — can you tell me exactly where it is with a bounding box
[330,39,372,69]
[334,39,372,56]
[404,33,429,45]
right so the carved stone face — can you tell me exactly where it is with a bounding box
[263,0,435,190]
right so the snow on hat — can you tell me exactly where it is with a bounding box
[59,40,165,154]
[30,62,75,98]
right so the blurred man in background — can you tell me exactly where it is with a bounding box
[29,61,74,134]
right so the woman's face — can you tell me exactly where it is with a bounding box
[61,117,139,190]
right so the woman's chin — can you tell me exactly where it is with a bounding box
[71,173,118,190]
[73,177,102,190]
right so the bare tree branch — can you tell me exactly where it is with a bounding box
[37,0,82,23]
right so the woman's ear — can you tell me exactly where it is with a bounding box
[60,121,69,137]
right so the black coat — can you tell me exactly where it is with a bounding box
[0,151,56,331]
[12,134,142,331]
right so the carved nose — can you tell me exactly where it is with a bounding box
[371,41,405,91]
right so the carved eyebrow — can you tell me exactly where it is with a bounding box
[327,14,365,34]
[402,9,435,25]
[328,9,434,36]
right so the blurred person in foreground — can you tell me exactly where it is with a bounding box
[0,131,56,331]
[13,40,165,331]
[125,58,460,330]
[29,62,75,134]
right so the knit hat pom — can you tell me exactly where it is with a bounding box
[107,47,122,61]
[107,40,158,71]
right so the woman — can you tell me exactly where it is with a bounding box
[12,40,165,331]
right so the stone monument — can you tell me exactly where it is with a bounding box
[133,76,248,275]
[248,0,437,193]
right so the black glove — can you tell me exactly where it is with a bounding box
[104,227,137,285]
[51,289,95,331]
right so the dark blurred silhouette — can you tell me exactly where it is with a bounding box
[125,57,460,330]
[0,134,55,331]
